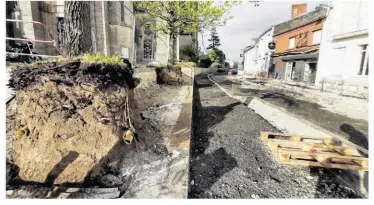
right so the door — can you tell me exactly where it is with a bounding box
[304,62,317,83]
[285,61,294,81]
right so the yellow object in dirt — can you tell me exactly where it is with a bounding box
[16,127,30,137]
[123,130,134,145]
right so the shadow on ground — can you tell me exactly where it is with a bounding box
[188,74,239,198]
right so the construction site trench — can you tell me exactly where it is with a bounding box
[6,64,367,199]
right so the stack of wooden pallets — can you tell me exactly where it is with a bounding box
[260,132,368,171]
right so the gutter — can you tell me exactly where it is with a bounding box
[331,29,369,40]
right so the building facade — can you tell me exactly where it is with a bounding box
[134,12,198,66]
[241,26,274,76]
[242,44,257,75]
[7,1,136,63]
[270,4,327,83]
[315,1,369,91]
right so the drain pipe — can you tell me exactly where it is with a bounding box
[102,1,108,55]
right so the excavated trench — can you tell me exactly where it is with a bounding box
[6,61,193,199]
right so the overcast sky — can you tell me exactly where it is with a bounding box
[199,0,328,63]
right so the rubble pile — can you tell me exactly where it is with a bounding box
[7,57,142,185]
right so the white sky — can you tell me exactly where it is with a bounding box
[199,0,328,63]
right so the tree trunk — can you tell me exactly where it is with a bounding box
[63,1,92,57]
[168,32,179,65]
[168,34,174,65]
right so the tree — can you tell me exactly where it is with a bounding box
[135,1,237,64]
[180,45,198,63]
[63,1,92,57]
[207,27,221,50]
[233,60,239,69]
[208,49,225,64]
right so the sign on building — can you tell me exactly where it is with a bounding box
[268,42,275,50]
[121,47,129,59]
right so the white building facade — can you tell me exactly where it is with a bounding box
[243,45,257,75]
[315,1,369,95]
[242,26,274,76]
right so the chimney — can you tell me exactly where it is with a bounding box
[291,3,307,19]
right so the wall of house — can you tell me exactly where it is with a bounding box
[134,14,170,65]
[272,57,286,79]
[274,19,325,53]
[243,47,258,75]
[315,1,369,94]
[256,27,274,73]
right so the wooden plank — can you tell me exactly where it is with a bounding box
[47,191,120,199]
[278,149,368,161]
[266,139,359,156]
[260,132,269,141]
[262,132,337,144]
[52,187,119,193]
[281,159,368,171]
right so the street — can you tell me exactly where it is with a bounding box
[188,73,362,198]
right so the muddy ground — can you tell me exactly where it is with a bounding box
[188,73,363,199]
[212,75,368,152]
[6,69,192,198]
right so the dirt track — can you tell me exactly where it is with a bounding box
[188,73,362,199]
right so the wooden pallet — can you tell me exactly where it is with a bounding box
[260,132,368,171]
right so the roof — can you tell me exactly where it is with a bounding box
[258,26,274,38]
[273,6,327,36]
[243,45,255,53]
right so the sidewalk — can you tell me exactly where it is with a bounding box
[233,75,368,121]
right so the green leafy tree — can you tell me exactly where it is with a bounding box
[233,60,239,69]
[135,1,237,64]
[208,48,225,64]
[207,27,221,50]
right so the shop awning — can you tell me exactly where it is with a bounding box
[282,53,319,61]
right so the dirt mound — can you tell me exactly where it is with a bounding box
[155,65,183,85]
[8,60,146,185]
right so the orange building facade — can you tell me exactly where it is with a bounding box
[274,19,325,54]
[269,5,327,83]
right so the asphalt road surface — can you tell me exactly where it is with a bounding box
[187,73,362,199]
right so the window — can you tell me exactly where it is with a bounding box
[120,2,125,22]
[312,30,322,44]
[289,37,295,48]
[358,45,369,75]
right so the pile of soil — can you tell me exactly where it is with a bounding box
[7,60,146,185]
[155,65,184,85]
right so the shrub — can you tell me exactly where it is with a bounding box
[210,62,223,68]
